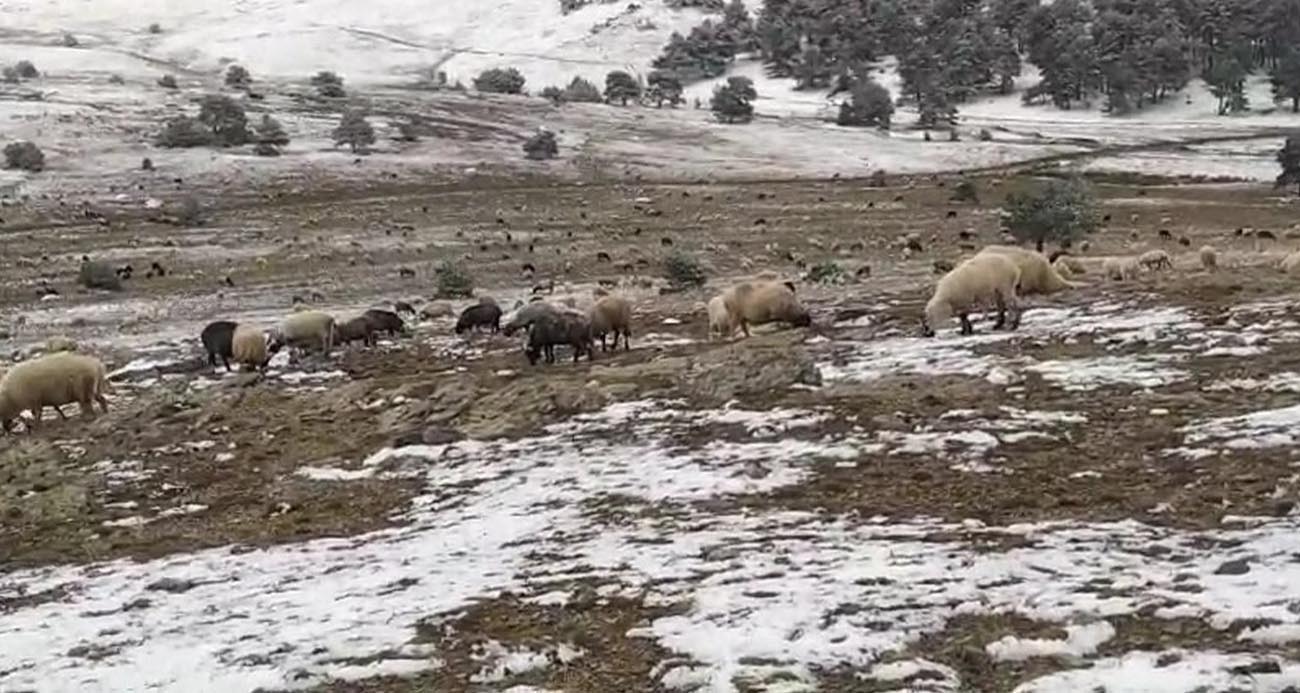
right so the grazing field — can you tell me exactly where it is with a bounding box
[5,173,1300,692]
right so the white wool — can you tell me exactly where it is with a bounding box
[1104,256,1141,281]
[1138,249,1173,271]
[1199,245,1218,271]
[925,253,1021,333]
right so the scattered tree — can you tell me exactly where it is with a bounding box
[523,129,558,160]
[836,77,893,129]
[394,121,420,142]
[541,86,566,105]
[1205,53,1249,115]
[473,67,526,94]
[710,75,756,123]
[311,71,345,98]
[1278,136,1300,196]
[108,73,125,85]
[663,250,707,289]
[141,157,153,170]
[646,71,684,107]
[652,21,736,82]
[225,64,251,89]
[1272,50,1300,113]
[435,260,474,298]
[156,115,213,148]
[1001,177,1101,252]
[2,67,18,83]
[197,94,251,146]
[333,110,375,153]
[563,76,603,103]
[253,114,289,154]
[3,141,45,172]
[14,60,38,79]
[158,74,178,89]
[604,70,642,105]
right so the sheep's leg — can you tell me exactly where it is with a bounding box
[959,313,974,335]
[79,400,96,420]
[222,355,231,372]
[28,407,41,430]
[96,392,110,413]
[740,320,751,337]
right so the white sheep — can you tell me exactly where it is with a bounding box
[44,336,78,353]
[707,295,734,341]
[922,253,1021,337]
[231,324,271,371]
[0,352,110,433]
[1138,249,1174,271]
[721,280,812,338]
[1281,251,1300,274]
[1104,256,1141,281]
[977,245,1077,295]
[270,310,336,357]
[1199,245,1218,272]
[588,294,632,351]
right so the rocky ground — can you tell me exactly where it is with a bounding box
[5,172,1300,692]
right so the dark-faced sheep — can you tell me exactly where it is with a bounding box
[589,295,632,351]
[455,303,502,334]
[526,311,594,365]
[201,320,239,371]
[1,352,110,433]
[922,253,1021,337]
[336,316,375,347]
[363,309,406,339]
[722,280,812,338]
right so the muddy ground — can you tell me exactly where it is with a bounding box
[4,173,1300,691]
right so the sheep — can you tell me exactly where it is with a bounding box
[922,253,1021,337]
[230,324,270,371]
[1,352,110,433]
[362,308,405,338]
[721,280,813,338]
[588,295,632,351]
[707,295,734,341]
[1138,249,1174,271]
[200,320,239,371]
[976,245,1077,295]
[502,301,564,336]
[1199,245,1218,271]
[269,310,336,357]
[335,316,375,347]
[455,303,502,334]
[420,302,453,321]
[1280,251,1300,274]
[526,311,595,365]
[1051,257,1076,278]
[1104,256,1141,281]
[44,336,78,353]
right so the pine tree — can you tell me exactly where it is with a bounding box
[1205,52,1248,114]
[541,86,565,105]
[474,67,526,94]
[793,43,831,90]
[720,0,757,53]
[1278,136,1300,196]
[1002,177,1101,251]
[1272,50,1300,113]
[311,71,345,98]
[333,110,375,153]
[254,114,289,146]
[563,76,603,103]
[646,71,684,107]
[604,70,641,105]
[225,64,251,89]
[197,94,250,146]
[710,75,756,123]
[836,77,893,128]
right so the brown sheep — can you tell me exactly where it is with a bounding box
[1,352,110,433]
[231,325,271,371]
[588,295,632,351]
[707,295,734,341]
[722,280,812,337]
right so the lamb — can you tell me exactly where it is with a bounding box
[721,280,813,338]
[200,320,239,371]
[1,352,110,433]
[269,310,336,357]
[526,311,595,365]
[922,252,1021,337]
[455,303,502,334]
[1199,245,1218,272]
[976,245,1077,295]
[707,295,734,341]
[1104,256,1141,281]
[230,324,271,371]
[1138,249,1174,271]
[588,295,632,351]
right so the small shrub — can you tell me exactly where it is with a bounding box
[141,157,154,171]
[562,76,602,103]
[175,195,203,225]
[3,141,45,172]
[978,128,993,141]
[197,94,251,146]
[253,114,289,146]
[156,115,213,148]
[107,73,125,85]
[311,71,346,98]
[604,70,641,105]
[78,261,121,291]
[663,250,706,289]
[522,130,558,160]
[474,67,526,95]
[950,179,979,203]
[61,33,79,48]
[540,85,565,105]
[1001,177,1101,252]
[865,170,888,187]
[333,110,375,153]
[225,64,251,89]
[435,261,474,298]
[15,60,39,79]
[158,74,178,89]
[805,261,848,285]
[710,76,756,124]
[394,121,420,142]
[2,66,19,83]
[148,23,163,34]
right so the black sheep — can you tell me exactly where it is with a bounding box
[363,308,406,338]
[455,303,502,334]
[525,312,594,365]
[200,320,239,371]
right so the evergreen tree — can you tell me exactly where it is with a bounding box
[563,76,603,103]
[3,141,45,172]
[720,0,757,54]
[1278,136,1300,195]
[711,75,756,123]
[197,94,250,146]
[604,70,642,105]
[254,114,289,146]
[1002,177,1101,251]
[333,110,375,153]
[156,115,213,148]
[474,67,526,94]
[540,86,565,105]
[836,77,893,128]
[311,71,345,98]
[652,22,734,82]
[646,71,684,107]
[1272,49,1300,112]
[523,130,559,160]
[225,64,251,89]
[1205,52,1249,114]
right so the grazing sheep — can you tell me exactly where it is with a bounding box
[230,324,270,371]
[269,310,336,356]
[335,316,375,347]
[44,336,78,353]
[1199,245,1218,271]
[78,260,122,291]
[362,308,405,338]
[455,303,502,334]
[1138,249,1174,271]
[722,280,813,338]
[526,311,594,365]
[420,302,453,321]
[1051,257,1076,278]
[200,320,239,371]
[588,295,632,351]
[1280,251,1300,274]
[922,253,1021,337]
[707,295,734,341]
[977,245,1077,295]
[1,352,110,433]
[1104,256,1141,281]
[502,301,564,336]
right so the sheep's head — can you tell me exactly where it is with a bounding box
[922,296,949,337]
[265,329,286,356]
[791,308,812,328]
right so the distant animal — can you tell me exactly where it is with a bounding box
[588,295,632,351]
[201,320,240,371]
[1104,256,1141,281]
[363,308,406,339]
[1258,230,1277,241]
[0,352,111,433]
[707,295,734,341]
[1178,236,1191,247]
[115,264,134,280]
[502,301,564,337]
[335,316,376,347]
[1200,245,1218,272]
[1158,229,1173,240]
[1138,249,1174,271]
[398,267,416,278]
[269,310,336,357]
[44,336,78,354]
[922,253,1021,337]
[455,303,502,334]
[976,245,1078,295]
[419,302,453,320]
[526,311,594,365]
[932,259,955,275]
